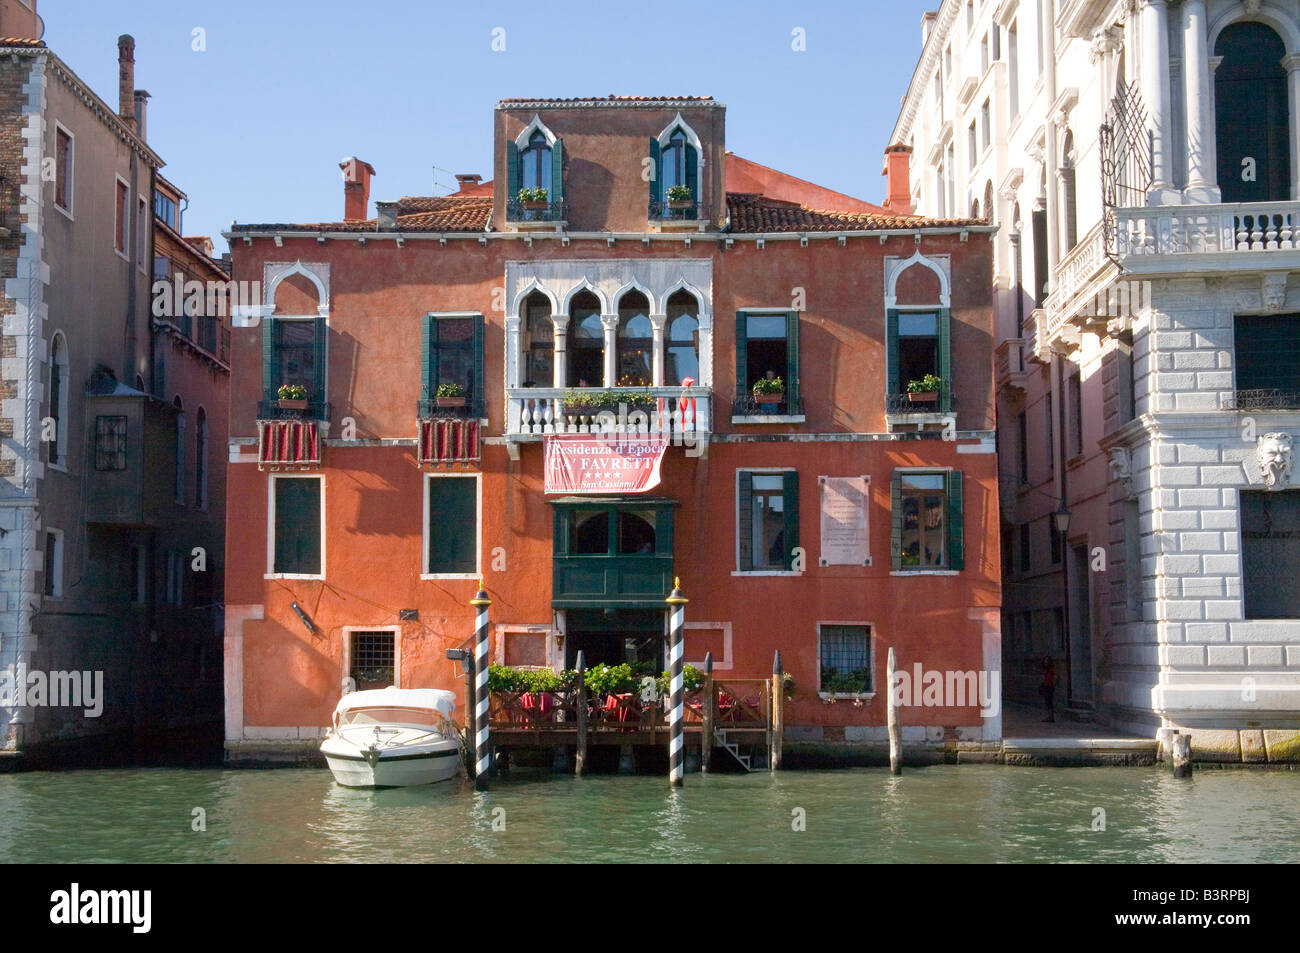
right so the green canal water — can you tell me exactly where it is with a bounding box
[1,765,1297,863]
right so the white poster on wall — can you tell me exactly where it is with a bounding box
[819,475,871,567]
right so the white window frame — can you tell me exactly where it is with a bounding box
[113,174,130,260]
[816,620,876,700]
[43,528,64,599]
[266,473,326,580]
[421,471,481,580]
[47,330,69,471]
[342,625,402,691]
[53,121,74,220]
[732,466,800,577]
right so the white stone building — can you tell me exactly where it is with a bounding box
[892,0,1300,760]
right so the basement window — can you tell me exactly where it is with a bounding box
[350,631,396,691]
[819,624,872,696]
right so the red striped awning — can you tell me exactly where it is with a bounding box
[258,420,321,468]
[419,418,480,464]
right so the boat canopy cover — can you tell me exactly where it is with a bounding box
[335,688,456,717]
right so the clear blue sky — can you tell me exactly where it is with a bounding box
[47,0,933,254]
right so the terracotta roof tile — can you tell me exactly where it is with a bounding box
[725,192,979,232]
[0,37,45,48]
[231,196,491,233]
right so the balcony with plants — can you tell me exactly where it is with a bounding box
[506,187,565,227]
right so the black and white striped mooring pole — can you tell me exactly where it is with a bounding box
[666,576,688,787]
[471,579,492,790]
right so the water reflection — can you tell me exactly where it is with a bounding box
[0,765,1297,863]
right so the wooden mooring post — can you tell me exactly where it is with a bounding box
[887,647,901,775]
[575,651,588,777]
[1172,732,1192,778]
[769,650,784,771]
[701,652,714,774]
[470,580,492,790]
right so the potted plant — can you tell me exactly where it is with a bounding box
[752,375,785,407]
[665,184,693,209]
[277,383,308,410]
[435,381,467,408]
[906,374,942,403]
[518,186,549,211]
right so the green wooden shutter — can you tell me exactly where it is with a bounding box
[648,138,660,209]
[420,314,435,402]
[737,470,754,570]
[735,312,748,398]
[938,308,952,412]
[785,310,800,409]
[885,309,900,400]
[472,313,486,418]
[274,477,321,575]
[262,316,276,401]
[946,469,964,571]
[890,471,903,570]
[685,144,698,199]
[428,477,477,573]
[550,138,564,208]
[506,141,520,203]
[782,470,800,569]
[312,317,328,409]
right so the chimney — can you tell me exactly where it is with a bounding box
[375,201,398,230]
[455,173,482,191]
[339,157,376,221]
[921,11,938,45]
[882,144,913,215]
[117,35,135,132]
[133,90,150,141]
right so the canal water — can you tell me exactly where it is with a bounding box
[1,765,1296,863]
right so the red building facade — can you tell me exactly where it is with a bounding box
[223,97,1000,763]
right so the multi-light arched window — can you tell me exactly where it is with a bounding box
[650,116,701,216]
[567,290,603,387]
[616,291,652,385]
[982,181,994,224]
[520,130,552,196]
[522,291,553,387]
[665,290,700,386]
[507,115,564,220]
[195,406,208,509]
[1215,21,1290,203]
[48,332,68,466]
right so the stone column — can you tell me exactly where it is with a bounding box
[504,315,521,390]
[601,314,618,388]
[1182,0,1219,202]
[649,314,667,386]
[1285,55,1300,201]
[551,316,569,388]
[1140,0,1176,201]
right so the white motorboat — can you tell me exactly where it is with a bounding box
[321,688,464,788]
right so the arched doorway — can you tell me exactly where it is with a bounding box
[1215,21,1290,203]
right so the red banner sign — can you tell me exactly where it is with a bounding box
[544,434,669,494]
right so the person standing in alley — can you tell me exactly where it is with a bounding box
[1040,656,1056,723]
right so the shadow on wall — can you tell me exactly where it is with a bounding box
[564,158,614,230]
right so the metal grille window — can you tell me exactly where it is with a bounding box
[819,625,871,695]
[350,631,395,690]
[1242,491,1300,619]
[94,416,127,470]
